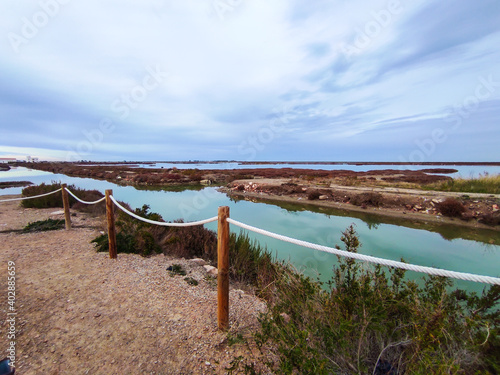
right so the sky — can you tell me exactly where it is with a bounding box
[0,0,499,162]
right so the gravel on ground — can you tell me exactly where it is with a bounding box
[0,196,269,374]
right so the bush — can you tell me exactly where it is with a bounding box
[436,198,466,217]
[91,203,276,290]
[307,190,321,200]
[228,233,276,297]
[21,182,105,215]
[21,182,63,209]
[350,192,384,207]
[248,225,500,374]
[23,219,65,232]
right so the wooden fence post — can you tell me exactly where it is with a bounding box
[61,184,71,230]
[217,206,230,331]
[105,189,117,259]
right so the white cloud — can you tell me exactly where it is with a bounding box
[0,0,499,161]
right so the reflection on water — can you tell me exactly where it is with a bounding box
[132,184,208,193]
[228,194,500,246]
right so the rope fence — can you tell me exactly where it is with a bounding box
[227,218,500,286]
[65,188,106,205]
[1,184,499,330]
[109,195,218,227]
[0,188,62,202]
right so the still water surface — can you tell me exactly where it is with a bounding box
[1,167,498,293]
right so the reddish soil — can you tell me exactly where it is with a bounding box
[24,162,454,187]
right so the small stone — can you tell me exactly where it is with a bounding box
[190,258,206,266]
[319,195,329,200]
[203,265,218,277]
[280,313,291,324]
[205,361,211,366]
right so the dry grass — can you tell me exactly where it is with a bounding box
[425,174,500,194]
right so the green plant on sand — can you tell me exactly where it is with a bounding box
[23,218,65,232]
[233,225,499,374]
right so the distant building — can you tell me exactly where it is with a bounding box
[26,156,39,162]
[0,157,16,163]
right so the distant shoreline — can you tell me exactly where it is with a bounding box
[68,161,500,166]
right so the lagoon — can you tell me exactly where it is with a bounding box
[1,167,498,293]
[78,162,500,178]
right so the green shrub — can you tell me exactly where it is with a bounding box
[184,277,198,286]
[167,264,186,276]
[228,232,276,297]
[21,182,63,209]
[247,225,499,374]
[23,219,65,232]
[92,204,165,257]
[91,203,276,290]
[21,182,105,215]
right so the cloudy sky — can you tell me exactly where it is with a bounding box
[1,0,499,162]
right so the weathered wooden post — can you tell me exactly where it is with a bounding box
[61,184,71,230]
[217,206,230,330]
[105,189,117,259]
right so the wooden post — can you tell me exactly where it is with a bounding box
[61,184,71,230]
[105,189,117,259]
[217,206,230,331]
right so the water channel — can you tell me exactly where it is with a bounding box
[1,167,498,294]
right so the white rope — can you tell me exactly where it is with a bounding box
[110,195,218,227]
[0,188,62,203]
[226,218,500,285]
[64,187,106,205]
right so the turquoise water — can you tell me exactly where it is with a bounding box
[1,167,498,293]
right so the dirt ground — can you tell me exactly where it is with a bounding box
[0,196,269,375]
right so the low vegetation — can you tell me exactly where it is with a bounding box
[91,204,276,290]
[350,191,384,207]
[230,226,499,374]
[23,218,65,232]
[435,197,466,218]
[0,180,32,189]
[21,182,105,215]
[426,174,500,195]
[20,184,499,373]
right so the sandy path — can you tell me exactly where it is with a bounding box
[0,196,267,374]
